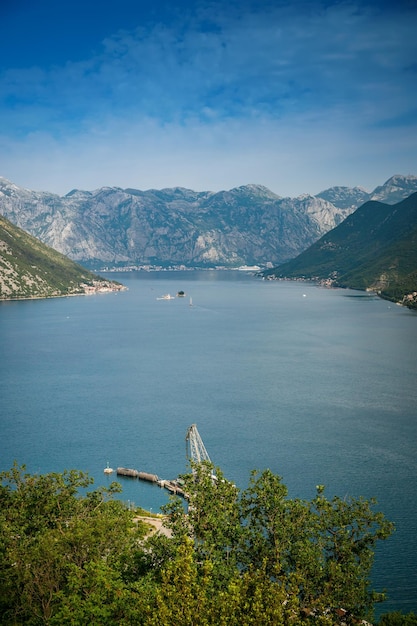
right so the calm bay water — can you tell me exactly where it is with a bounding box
[1,270,416,615]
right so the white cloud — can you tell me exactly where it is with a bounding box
[3,1,416,124]
[1,101,415,197]
[0,0,416,194]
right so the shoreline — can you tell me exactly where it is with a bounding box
[0,282,127,302]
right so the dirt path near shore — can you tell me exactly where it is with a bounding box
[134,515,172,538]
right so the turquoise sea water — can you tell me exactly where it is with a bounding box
[1,270,416,615]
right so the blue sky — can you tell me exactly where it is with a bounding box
[0,0,416,196]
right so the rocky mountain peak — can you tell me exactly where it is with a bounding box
[234,184,281,198]
[370,174,417,203]
[1,174,416,270]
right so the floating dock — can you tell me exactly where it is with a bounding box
[116,467,187,498]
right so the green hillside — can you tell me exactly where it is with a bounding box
[263,193,417,310]
[0,213,124,300]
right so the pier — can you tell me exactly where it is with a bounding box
[114,424,211,501]
[116,467,188,498]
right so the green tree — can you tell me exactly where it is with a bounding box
[143,540,294,626]
[239,471,394,623]
[307,485,394,620]
[161,462,242,584]
[378,612,417,625]
[0,463,147,624]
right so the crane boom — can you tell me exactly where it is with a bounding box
[185,424,212,464]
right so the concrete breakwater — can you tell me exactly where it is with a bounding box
[116,467,187,498]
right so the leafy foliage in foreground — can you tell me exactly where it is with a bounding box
[0,463,397,625]
[378,613,417,625]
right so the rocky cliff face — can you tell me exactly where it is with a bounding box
[315,186,370,210]
[1,175,416,268]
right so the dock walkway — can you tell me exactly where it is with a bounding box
[116,467,188,499]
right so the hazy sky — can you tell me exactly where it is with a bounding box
[1,0,416,197]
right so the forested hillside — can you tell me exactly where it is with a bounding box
[0,213,124,299]
[263,193,417,310]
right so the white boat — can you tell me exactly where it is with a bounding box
[156,294,175,300]
[237,265,261,271]
[104,462,114,474]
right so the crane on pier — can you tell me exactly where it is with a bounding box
[185,424,212,465]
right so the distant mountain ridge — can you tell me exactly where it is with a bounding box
[1,174,416,269]
[263,193,417,310]
[0,213,124,300]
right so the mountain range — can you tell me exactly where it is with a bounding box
[1,174,416,270]
[0,213,124,300]
[263,193,417,310]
